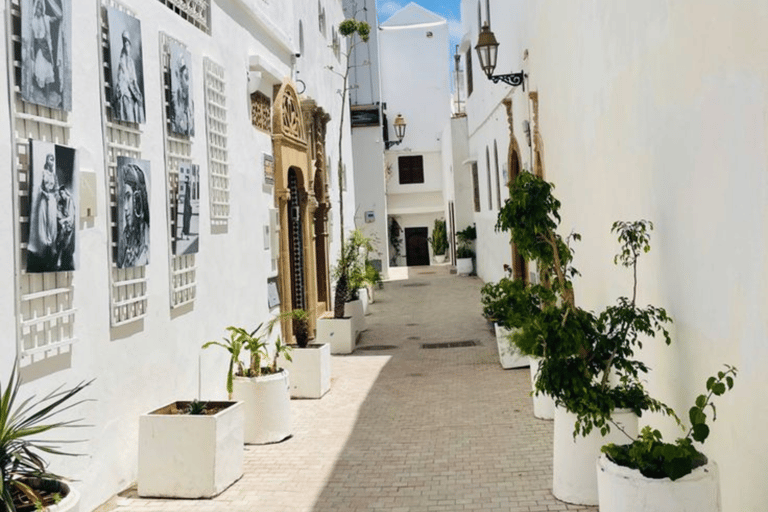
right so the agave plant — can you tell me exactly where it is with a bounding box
[0,363,92,512]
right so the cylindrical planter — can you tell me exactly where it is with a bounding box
[434,254,446,264]
[280,343,331,399]
[358,287,369,315]
[494,323,529,369]
[233,372,291,444]
[456,257,473,275]
[553,407,638,505]
[529,357,555,420]
[597,455,721,512]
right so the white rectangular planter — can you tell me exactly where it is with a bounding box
[138,401,244,498]
[456,257,473,275]
[345,299,366,335]
[494,323,529,369]
[317,317,356,354]
[233,373,292,444]
[280,343,331,398]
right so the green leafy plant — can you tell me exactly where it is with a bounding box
[364,261,381,288]
[271,337,293,373]
[388,217,402,265]
[455,224,476,260]
[428,219,448,256]
[185,399,208,415]
[203,324,273,397]
[602,366,737,480]
[333,229,374,309]
[1,363,92,512]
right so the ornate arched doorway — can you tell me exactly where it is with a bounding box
[272,81,318,341]
[503,97,528,284]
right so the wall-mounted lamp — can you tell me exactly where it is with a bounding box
[475,23,526,90]
[385,114,407,149]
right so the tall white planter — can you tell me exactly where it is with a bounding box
[345,298,366,335]
[597,455,721,512]
[358,287,369,315]
[138,401,244,498]
[529,357,555,419]
[317,317,356,354]
[456,257,473,275]
[280,343,331,398]
[494,323,528,369]
[553,407,638,505]
[233,373,291,444]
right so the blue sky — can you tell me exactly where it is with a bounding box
[377,1,463,53]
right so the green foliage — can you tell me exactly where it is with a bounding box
[334,229,374,305]
[456,245,474,259]
[185,399,208,415]
[203,324,271,395]
[338,18,370,42]
[455,224,476,259]
[270,309,310,348]
[428,219,448,256]
[389,218,402,265]
[364,261,382,287]
[271,337,293,373]
[602,366,737,480]
[1,363,92,512]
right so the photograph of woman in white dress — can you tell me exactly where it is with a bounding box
[21,0,71,111]
[108,7,145,124]
[27,140,78,272]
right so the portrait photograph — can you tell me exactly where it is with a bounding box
[174,164,199,255]
[27,139,78,273]
[116,156,150,268]
[21,0,71,111]
[107,7,145,124]
[168,41,194,137]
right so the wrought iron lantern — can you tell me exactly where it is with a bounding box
[385,114,407,149]
[475,23,526,90]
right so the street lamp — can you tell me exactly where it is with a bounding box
[474,23,526,90]
[385,114,407,149]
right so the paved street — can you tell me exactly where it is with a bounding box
[103,266,596,512]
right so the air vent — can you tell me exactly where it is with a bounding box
[421,340,479,349]
[356,345,399,351]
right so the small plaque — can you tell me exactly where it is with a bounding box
[263,153,274,185]
[267,276,280,309]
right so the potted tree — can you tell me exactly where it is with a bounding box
[202,325,292,444]
[1,363,91,512]
[138,398,244,498]
[455,225,476,275]
[496,172,676,505]
[598,366,737,512]
[363,259,382,304]
[276,309,331,399]
[317,237,357,354]
[428,218,448,264]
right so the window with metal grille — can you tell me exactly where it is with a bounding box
[471,162,480,212]
[398,155,424,184]
[157,0,210,34]
[466,50,473,97]
[203,58,230,228]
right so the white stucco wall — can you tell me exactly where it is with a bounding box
[0,2,352,511]
[462,0,768,509]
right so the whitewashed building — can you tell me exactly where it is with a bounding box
[457,1,768,510]
[0,0,354,509]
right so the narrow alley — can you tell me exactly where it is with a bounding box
[104,268,595,512]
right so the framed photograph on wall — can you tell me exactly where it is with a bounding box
[168,41,194,136]
[116,156,150,268]
[107,7,145,124]
[174,164,200,255]
[21,0,72,111]
[27,139,77,272]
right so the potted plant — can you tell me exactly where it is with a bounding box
[428,218,448,264]
[363,260,382,304]
[496,172,676,504]
[276,309,331,399]
[1,363,91,512]
[344,229,374,329]
[455,224,476,275]
[598,366,737,512]
[480,268,529,369]
[138,398,244,498]
[202,325,292,444]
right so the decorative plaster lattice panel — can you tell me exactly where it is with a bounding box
[157,0,210,34]
[100,1,149,327]
[203,58,229,226]
[7,0,76,362]
[160,33,196,309]
[251,91,271,133]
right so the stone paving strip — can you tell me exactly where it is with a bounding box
[101,267,596,512]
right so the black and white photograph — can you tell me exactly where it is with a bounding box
[107,7,145,124]
[21,0,71,111]
[116,156,150,268]
[168,41,194,136]
[27,139,77,273]
[174,164,199,255]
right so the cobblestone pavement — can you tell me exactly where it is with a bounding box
[104,267,597,512]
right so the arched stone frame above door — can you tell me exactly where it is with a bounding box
[502,97,528,283]
[272,80,319,343]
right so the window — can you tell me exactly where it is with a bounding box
[466,50,473,97]
[485,146,492,210]
[494,140,501,208]
[398,155,424,184]
[471,162,480,212]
